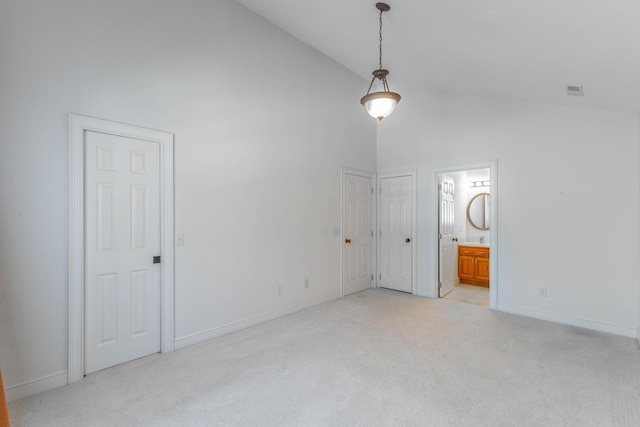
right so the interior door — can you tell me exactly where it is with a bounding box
[439,175,456,297]
[84,131,161,374]
[343,173,374,295]
[379,175,412,293]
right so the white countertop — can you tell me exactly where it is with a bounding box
[459,242,490,248]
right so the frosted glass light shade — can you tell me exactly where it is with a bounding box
[360,91,401,121]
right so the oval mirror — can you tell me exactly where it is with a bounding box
[467,192,490,230]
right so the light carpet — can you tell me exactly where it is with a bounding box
[8,288,640,426]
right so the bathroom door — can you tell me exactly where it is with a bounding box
[439,174,456,297]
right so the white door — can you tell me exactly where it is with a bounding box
[343,173,374,295]
[439,175,456,297]
[379,175,413,293]
[84,131,161,374]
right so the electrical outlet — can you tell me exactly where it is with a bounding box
[277,285,283,296]
[304,279,309,288]
[539,288,547,297]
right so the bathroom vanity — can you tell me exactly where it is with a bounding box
[458,245,490,287]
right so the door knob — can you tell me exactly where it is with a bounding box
[405,238,411,243]
[345,238,351,244]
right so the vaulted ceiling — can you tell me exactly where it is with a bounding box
[235,0,640,112]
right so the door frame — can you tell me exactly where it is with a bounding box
[377,171,417,294]
[341,167,376,297]
[68,114,175,383]
[433,160,498,309]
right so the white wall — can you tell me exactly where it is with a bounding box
[0,0,375,399]
[378,88,639,337]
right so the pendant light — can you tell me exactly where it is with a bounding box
[360,2,401,121]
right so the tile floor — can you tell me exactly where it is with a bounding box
[443,283,489,307]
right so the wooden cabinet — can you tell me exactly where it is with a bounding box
[458,246,490,287]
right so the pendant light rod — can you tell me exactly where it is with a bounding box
[377,3,389,70]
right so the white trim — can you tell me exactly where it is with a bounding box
[341,167,377,297]
[68,114,175,384]
[637,112,640,344]
[174,293,340,349]
[377,170,418,295]
[5,370,67,403]
[498,303,638,338]
[489,162,498,310]
[432,160,498,308]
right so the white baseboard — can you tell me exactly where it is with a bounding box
[174,293,340,350]
[5,370,67,403]
[498,303,638,338]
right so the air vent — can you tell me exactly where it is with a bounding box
[565,85,584,96]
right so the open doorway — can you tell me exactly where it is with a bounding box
[436,163,496,309]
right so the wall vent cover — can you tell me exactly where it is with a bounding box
[565,85,584,96]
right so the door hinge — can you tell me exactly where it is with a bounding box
[371,187,374,194]
[371,274,374,280]
[379,274,382,280]
[439,282,442,288]
[153,256,161,264]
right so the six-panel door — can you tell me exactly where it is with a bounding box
[379,176,412,293]
[344,174,375,295]
[84,131,161,375]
